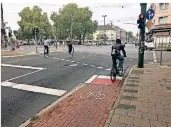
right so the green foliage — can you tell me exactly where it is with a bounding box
[50,3,98,41]
[86,34,93,40]
[96,33,101,40]
[18,6,52,40]
[17,3,97,42]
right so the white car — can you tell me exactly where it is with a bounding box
[144,41,155,50]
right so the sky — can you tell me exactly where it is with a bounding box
[3,2,143,36]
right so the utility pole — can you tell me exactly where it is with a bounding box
[138,3,147,68]
[70,12,73,43]
[1,3,4,47]
[102,15,107,44]
[34,27,38,53]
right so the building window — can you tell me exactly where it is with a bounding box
[159,3,169,10]
[159,16,168,24]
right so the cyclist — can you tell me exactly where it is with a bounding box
[44,37,49,56]
[67,41,73,57]
[111,39,127,73]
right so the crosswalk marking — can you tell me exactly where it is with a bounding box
[1,64,45,70]
[1,82,67,96]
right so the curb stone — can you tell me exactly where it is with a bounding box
[104,65,134,127]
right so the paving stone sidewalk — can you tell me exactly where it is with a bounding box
[106,64,171,127]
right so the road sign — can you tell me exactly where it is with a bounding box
[146,20,153,29]
[146,9,155,20]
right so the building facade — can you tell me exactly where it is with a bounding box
[151,3,171,26]
[93,25,116,41]
[148,3,171,49]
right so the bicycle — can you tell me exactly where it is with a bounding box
[110,55,123,82]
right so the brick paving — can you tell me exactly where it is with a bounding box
[25,84,120,127]
[107,64,171,127]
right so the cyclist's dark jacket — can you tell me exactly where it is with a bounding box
[68,44,73,52]
[111,43,126,57]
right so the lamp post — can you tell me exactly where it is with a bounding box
[102,15,107,44]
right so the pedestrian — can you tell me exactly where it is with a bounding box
[67,41,73,58]
[9,33,16,51]
[44,37,49,56]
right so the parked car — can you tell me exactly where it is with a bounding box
[144,41,155,50]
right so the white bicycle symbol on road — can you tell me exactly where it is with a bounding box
[80,92,105,100]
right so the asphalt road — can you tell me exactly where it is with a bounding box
[1,44,153,127]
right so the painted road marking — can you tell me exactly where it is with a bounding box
[1,82,67,96]
[46,56,113,71]
[4,69,43,82]
[85,75,98,83]
[97,67,103,69]
[106,68,111,71]
[90,65,95,67]
[1,64,45,70]
[83,63,88,66]
[98,75,123,80]
[69,64,78,67]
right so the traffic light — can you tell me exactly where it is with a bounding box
[137,14,145,30]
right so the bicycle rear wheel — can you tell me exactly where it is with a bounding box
[110,66,116,82]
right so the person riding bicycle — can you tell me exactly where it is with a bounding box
[67,42,73,57]
[111,39,127,73]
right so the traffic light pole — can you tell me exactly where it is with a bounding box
[34,27,38,53]
[138,3,147,68]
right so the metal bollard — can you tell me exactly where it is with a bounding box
[160,51,163,65]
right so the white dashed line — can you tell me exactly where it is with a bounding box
[53,57,60,60]
[71,61,75,63]
[69,64,78,67]
[61,59,65,60]
[83,63,88,66]
[90,65,95,67]
[97,67,103,69]
[105,68,111,71]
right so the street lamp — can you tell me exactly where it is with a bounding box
[102,15,107,43]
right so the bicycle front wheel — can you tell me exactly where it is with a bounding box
[110,67,116,82]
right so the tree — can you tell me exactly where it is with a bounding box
[50,3,98,43]
[18,6,52,41]
[96,33,101,40]
[86,34,93,40]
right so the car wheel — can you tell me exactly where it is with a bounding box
[145,46,147,50]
